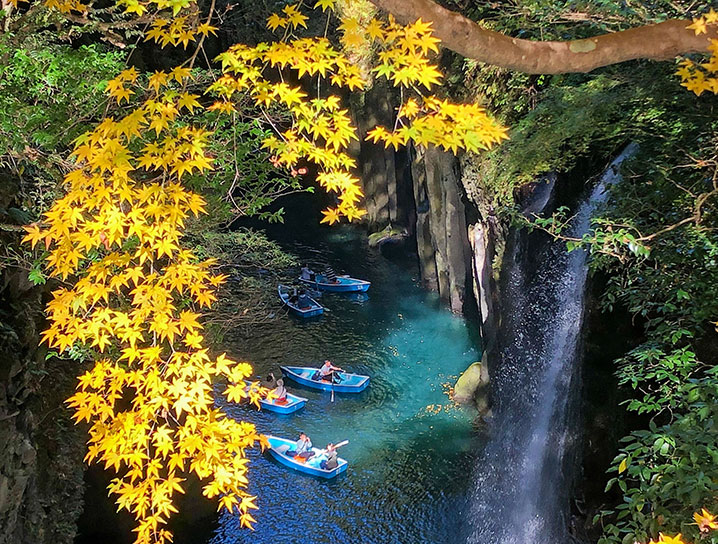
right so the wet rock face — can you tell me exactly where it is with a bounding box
[0,268,85,544]
[351,84,475,314]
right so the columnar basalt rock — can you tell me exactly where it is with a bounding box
[350,80,403,232]
[410,145,473,313]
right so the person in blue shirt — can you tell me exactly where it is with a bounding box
[297,289,312,309]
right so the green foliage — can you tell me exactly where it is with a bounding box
[187,228,297,270]
[0,34,123,160]
[184,108,309,227]
[597,373,718,544]
[446,0,718,37]
[476,73,627,204]
[557,64,718,544]
[0,31,124,218]
[465,37,718,540]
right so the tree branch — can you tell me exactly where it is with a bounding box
[368,0,718,74]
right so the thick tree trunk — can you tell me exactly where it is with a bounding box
[368,0,717,74]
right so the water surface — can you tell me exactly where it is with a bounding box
[214,226,480,544]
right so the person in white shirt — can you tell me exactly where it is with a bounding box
[288,432,314,459]
[271,378,287,401]
[300,264,315,281]
[318,360,343,383]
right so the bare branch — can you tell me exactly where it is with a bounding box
[368,0,717,74]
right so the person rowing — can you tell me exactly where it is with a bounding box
[300,264,315,281]
[323,267,339,284]
[320,443,338,470]
[296,288,312,309]
[318,359,343,383]
[318,440,349,470]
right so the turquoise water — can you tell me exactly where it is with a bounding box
[212,226,481,544]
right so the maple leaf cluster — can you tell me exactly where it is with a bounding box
[205,1,508,225]
[23,65,268,543]
[9,0,216,48]
[621,508,718,543]
[677,9,718,96]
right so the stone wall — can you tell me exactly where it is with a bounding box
[0,267,85,544]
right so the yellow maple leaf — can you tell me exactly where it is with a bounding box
[267,13,287,31]
[320,207,341,225]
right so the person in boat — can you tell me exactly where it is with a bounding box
[271,378,287,401]
[300,264,315,281]
[317,359,344,383]
[288,286,299,304]
[320,443,338,470]
[323,267,339,284]
[297,289,312,309]
[263,372,277,389]
[287,432,314,459]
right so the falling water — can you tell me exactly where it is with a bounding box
[467,144,638,544]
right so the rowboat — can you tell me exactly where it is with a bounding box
[280,365,370,393]
[277,284,324,318]
[258,392,307,414]
[298,275,370,293]
[265,435,348,479]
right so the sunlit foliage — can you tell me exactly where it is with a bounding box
[637,512,718,543]
[22,61,269,541]
[15,0,510,540]
[207,0,507,224]
[677,9,718,95]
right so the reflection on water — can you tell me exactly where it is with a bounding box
[212,225,481,544]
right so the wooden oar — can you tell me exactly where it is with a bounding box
[319,440,349,454]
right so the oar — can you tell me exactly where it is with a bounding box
[330,369,344,402]
[319,440,349,454]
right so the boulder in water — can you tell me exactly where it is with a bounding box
[452,362,484,405]
[367,225,409,248]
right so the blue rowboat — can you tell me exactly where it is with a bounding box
[259,392,307,414]
[278,284,324,318]
[298,275,370,293]
[280,365,370,393]
[265,435,347,479]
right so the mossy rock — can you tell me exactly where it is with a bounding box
[452,362,484,404]
[367,225,409,248]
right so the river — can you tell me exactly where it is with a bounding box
[75,214,482,544]
[214,223,481,544]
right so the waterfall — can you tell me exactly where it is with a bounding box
[467,144,637,544]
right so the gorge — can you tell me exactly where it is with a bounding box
[2,2,718,544]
